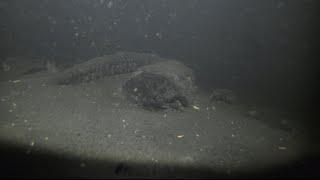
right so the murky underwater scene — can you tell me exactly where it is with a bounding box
[0,0,318,178]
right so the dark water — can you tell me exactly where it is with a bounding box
[0,0,318,178]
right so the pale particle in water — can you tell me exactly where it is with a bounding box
[107,134,112,138]
[196,133,200,137]
[24,120,28,123]
[28,127,32,131]
[11,123,15,127]
[9,109,13,113]
[163,113,167,118]
[133,87,138,92]
[122,119,126,123]
[30,141,35,146]
[1,98,5,102]
[231,134,235,138]
[192,105,200,110]
[44,137,49,141]
[211,106,216,111]
[177,135,184,138]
